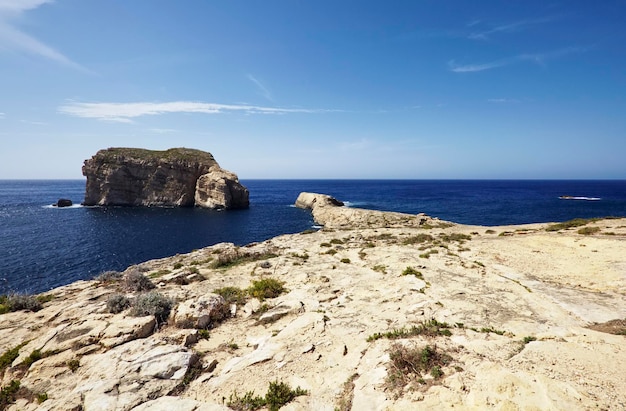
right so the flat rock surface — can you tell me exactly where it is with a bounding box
[2,198,625,410]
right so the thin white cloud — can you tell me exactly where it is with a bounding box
[148,128,179,134]
[247,74,273,102]
[0,112,5,118]
[58,101,330,122]
[338,138,372,151]
[468,17,554,40]
[488,98,520,103]
[0,0,88,71]
[449,47,585,73]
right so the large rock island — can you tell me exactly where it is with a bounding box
[82,147,249,209]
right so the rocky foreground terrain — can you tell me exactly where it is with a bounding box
[1,194,625,410]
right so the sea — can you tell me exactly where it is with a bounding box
[1,179,625,295]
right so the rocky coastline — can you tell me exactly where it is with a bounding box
[1,194,625,410]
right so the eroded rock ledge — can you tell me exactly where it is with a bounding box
[295,191,447,229]
[82,147,249,209]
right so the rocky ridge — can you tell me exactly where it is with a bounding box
[82,147,249,209]
[1,194,625,410]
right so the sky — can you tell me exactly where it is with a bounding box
[0,1,625,179]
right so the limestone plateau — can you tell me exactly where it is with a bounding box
[82,147,249,209]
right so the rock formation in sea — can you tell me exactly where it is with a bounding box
[82,147,249,209]
[2,193,625,410]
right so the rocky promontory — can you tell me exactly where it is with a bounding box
[82,147,249,209]
[1,194,625,410]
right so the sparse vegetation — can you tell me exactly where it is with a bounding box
[0,380,21,410]
[401,267,423,279]
[214,286,248,305]
[129,292,173,323]
[329,238,344,245]
[367,319,452,342]
[485,229,497,234]
[248,278,286,301]
[372,264,387,274]
[0,294,42,313]
[211,249,278,269]
[36,392,48,403]
[322,249,338,256]
[336,373,358,411]
[107,293,131,313]
[385,343,452,395]
[0,343,27,372]
[66,358,80,372]
[578,226,601,235]
[95,270,123,283]
[124,270,155,292]
[545,217,609,232]
[402,234,434,245]
[227,380,308,411]
[340,258,351,264]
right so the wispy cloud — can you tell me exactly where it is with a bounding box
[449,47,585,73]
[337,138,372,151]
[0,112,5,119]
[148,128,179,134]
[468,17,554,40]
[487,98,520,104]
[58,101,331,122]
[0,0,88,71]
[247,74,274,102]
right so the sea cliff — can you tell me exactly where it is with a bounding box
[1,195,625,410]
[82,147,249,209]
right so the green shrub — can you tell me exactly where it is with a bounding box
[0,380,21,409]
[340,258,351,264]
[0,343,27,372]
[107,294,131,313]
[367,319,452,342]
[402,234,434,245]
[372,265,387,274]
[227,380,308,411]
[329,238,344,245]
[2,294,42,313]
[386,343,452,393]
[66,358,80,372]
[248,278,286,301]
[546,218,599,232]
[213,286,247,305]
[37,392,48,403]
[401,267,423,279]
[578,226,601,235]
[130,292,173,323]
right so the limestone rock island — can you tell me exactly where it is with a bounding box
[82,147,249,209]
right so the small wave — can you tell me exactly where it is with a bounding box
[312,225,323,229]
[558,196,601,201]
[43,204,84,209]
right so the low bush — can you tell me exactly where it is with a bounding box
[401,267,423,279]
[107,294,131,313]
[578,226,601,235]
[367,319,452,342]
[95,270,123,283]
[227,380,308,411]
[0,343,27,372]
[402,234,434,245]
[130,292,173,323]
[213,286,248,305]
[386,343,452,393]
[248,278,286,301]
[0,294,42,313]
[124,270,155,292]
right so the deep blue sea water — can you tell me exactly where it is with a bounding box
[1,179,625,295]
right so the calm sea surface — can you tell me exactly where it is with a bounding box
[1,179,625,294]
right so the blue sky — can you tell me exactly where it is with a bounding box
[1,1,625,179]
